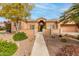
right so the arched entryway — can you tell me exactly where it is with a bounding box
[38,20,46,32]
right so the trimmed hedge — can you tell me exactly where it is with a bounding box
[0,40,17,56]
[13,32,28,41]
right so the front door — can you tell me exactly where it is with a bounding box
[38,20,45,32]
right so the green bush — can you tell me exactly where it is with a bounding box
[0,40,17,56]
[13,32,28,41]
[60,38,67,42]
[0,27,6,31]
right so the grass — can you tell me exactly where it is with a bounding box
[0,40,17,56]
[0,32,5,34]
[13,32,28,41]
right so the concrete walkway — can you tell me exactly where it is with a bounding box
[31,32,49,56]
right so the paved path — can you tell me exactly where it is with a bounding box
[31,32,49,56]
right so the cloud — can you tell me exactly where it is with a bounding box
[35,3,57,10]
[59,8,69,12]
[31,3,72,20]
[35,3,70,12]
[35,4,47,9]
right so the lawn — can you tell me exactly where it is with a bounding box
[0,40,17,56]
[0,31,6,34]
[0,32,35,56]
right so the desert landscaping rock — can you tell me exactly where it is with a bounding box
[0,33,35,56]
[44,34,79,56]
[56,45,79,56]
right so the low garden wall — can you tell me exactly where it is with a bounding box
[61,32,79,36]
[20,29,35,38]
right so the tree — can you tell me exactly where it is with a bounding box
[60,3,79,28]
[0,3,34,32]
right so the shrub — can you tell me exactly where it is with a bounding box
[0,40,17,56]
[77,35,79,40]
[59,34,62,37]
[60,38,67,42]
[13,32,28,41]
[0,27,6,31]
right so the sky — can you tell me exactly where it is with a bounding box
[0,3,72,22]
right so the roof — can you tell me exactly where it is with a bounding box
[24,17,58,23]
[59,20,76,25]
[61,24,76,26]
[0,22,5,26]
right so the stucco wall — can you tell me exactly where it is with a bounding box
[61,25,77,32]
[20,29,35,36]
[20,21,38,36]
[42,22,58,36]
[46,22,57,28]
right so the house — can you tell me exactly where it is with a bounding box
[58,20,79,36]
[0,22,5,27]
[11,17,79,36]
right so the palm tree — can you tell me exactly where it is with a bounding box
[60,3,79,29]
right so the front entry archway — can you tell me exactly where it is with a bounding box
[38,20,46,32]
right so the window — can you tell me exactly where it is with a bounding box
[30,25,35,30]
[52,25,57,29]
[52,25,55,29]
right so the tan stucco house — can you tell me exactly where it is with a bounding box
[0,17,79,36]
[11,17,79,36]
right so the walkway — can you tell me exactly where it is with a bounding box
[31,32,49,56]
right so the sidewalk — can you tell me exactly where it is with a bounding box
[31,32,49,56]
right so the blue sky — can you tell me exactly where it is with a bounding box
[30,3,72,20]
[0,3,72,22]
